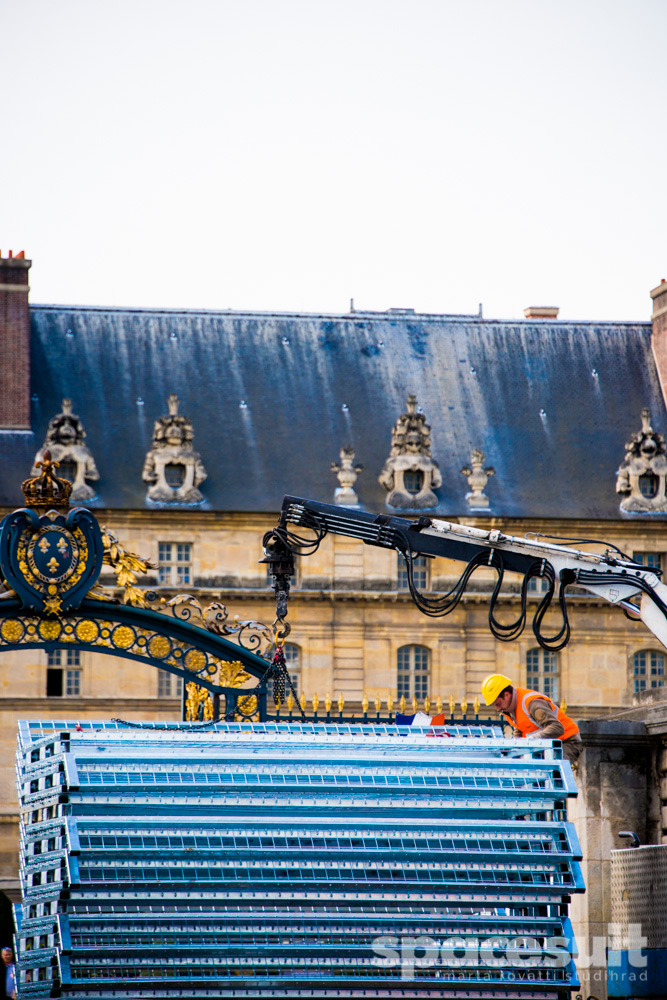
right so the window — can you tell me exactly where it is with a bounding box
[47,649,80,667]
[46,670,62,697]
[526,648,559,701]
[65,670,81,696]
[639,474,659,499]
[403,471,423,494]
[283,643,301,695]
[158,542,192,586]
[633,650,664,694]
[397,554,429,591]
[633,552,662,571]
[57,461,77,482]
[527,575,550,594]
[164,463,186,488]
[397,645,429,702]
[47,649,81,697]
[157,670,182,698]
[47,650,81,697]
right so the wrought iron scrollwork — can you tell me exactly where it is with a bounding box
[155,594,274,659]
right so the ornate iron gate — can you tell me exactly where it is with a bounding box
[0,454,277,720]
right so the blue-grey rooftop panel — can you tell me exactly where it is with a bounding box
[0,305,660,517]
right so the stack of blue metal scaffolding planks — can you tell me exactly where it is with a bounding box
[14,720,583,997]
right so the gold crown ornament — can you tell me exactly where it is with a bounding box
[21,450,73,510]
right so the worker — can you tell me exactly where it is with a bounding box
[480,674,583,764]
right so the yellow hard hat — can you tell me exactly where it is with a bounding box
[480,674,513,706]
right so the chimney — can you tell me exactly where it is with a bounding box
[0,251,31,428]
[651,279,667,407]
[523,306,559,319]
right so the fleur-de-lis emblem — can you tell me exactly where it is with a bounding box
[57,537,69,556]
[38,537,50,553]
[46,556,59,574]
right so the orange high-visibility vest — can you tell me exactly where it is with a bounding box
[503,687,579,741]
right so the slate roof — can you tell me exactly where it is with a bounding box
[0,304,662,519]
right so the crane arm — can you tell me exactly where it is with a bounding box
[271,495,667,652]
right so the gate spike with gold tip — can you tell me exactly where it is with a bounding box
[424,695,430,714]
[449,694,455,715]
[325,692,332,712]
[473,696,480,715]
[411,695,418,712]
[375,693,381,712]
[399,695,406,713]
[560,698,567,712]
[436,695,443,713]
[387,693,394,713]
[312,692,319,712]
[337,692,345,713]
[461,697,468,716]
[299,692,306,711]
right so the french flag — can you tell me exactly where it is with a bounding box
[394,712,452,736]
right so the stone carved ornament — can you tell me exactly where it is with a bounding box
[30,399,99,502]
[331,446,363,505]
[461,448,495,508]
[378,394,442,509]
[142,394,207,504]
[616,408,667,512]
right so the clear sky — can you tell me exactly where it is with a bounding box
[2,0,666,320]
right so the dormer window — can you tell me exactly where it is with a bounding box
[403,471,423,494]
[142,394,207,504]
[57,461,77,482]
[617,410,667,512]
[639,474,659,498]
[165,463,186,488]
[30,398,99,502]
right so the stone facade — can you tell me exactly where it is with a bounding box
[3,263,667,972]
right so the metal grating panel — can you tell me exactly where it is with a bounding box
[14,721,582,998]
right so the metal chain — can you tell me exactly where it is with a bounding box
[112,717,221,731]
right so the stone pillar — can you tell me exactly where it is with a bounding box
[570,720,653,1000]
[0,251,31,428]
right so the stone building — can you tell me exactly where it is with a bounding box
[2,253,667,914]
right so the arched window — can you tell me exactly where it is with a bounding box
[57,460,77,483]
[403,471,423,494]
[633,650,664,694]
[526,648,559,701]
[639,474,659,499]
[397,645,429,701]
[283,643,301,695]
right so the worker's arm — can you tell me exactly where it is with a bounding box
[528,698,565,739]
